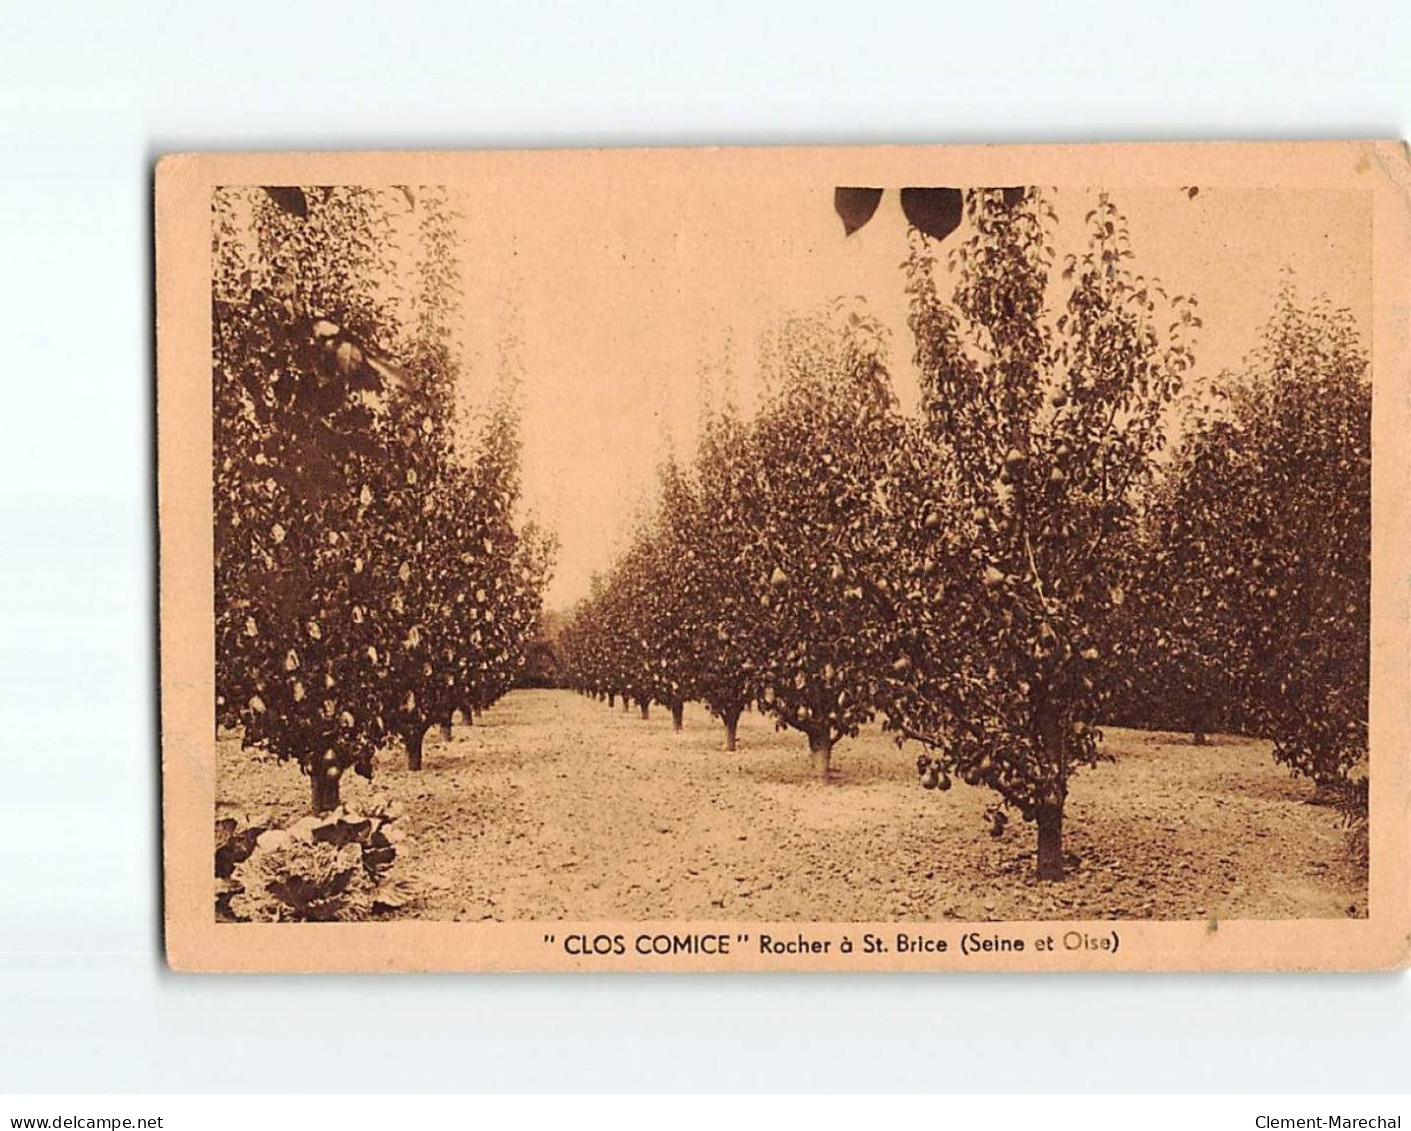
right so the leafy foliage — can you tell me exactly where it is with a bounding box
[666,403,761,746]
[563,305,927,773]
[1143,285,1370,783]
[229,839,377,922]
[214,186,407,810]
[213,186,552,810]
[733,308,911,772]
[877,189,1198,877]
[223,797,413,922]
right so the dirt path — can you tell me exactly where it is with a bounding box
[217,688,1365,921]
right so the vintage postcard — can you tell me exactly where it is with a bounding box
[158,141,1410,971]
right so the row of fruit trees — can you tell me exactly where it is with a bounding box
[213,184,554,817]
[559,188,1371,880]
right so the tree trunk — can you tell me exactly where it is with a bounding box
[439,721,453,742]
[723,707,741,752]
[621,698,629,714]
[1033,697,1067,880]
[808,731,833,779]
[1036,803,1064,880]
[406,726,427,771]
[311,767,341,814]
[671,700,684,732]
[608,692,616,709]
[1191,699,1212,746]
[638,699,650,720]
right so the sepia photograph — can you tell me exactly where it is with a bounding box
[13,0,1411,1114]
[157,142,1411,972]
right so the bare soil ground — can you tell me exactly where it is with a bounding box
[217,688,1366,921]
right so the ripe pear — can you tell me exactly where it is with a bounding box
[334,340,364,376]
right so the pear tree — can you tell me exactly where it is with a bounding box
[882,188,1198,878]
[1151,287,1370,787]
[736,307,910,777]
[214,186,408,812]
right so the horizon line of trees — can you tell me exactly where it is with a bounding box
[559,187,1371,880]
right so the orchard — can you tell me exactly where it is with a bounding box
[214,185,552,815]
[215,180,1370,921]
[560,189,1371,886]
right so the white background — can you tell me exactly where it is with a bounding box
[1,0,1409,1094]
